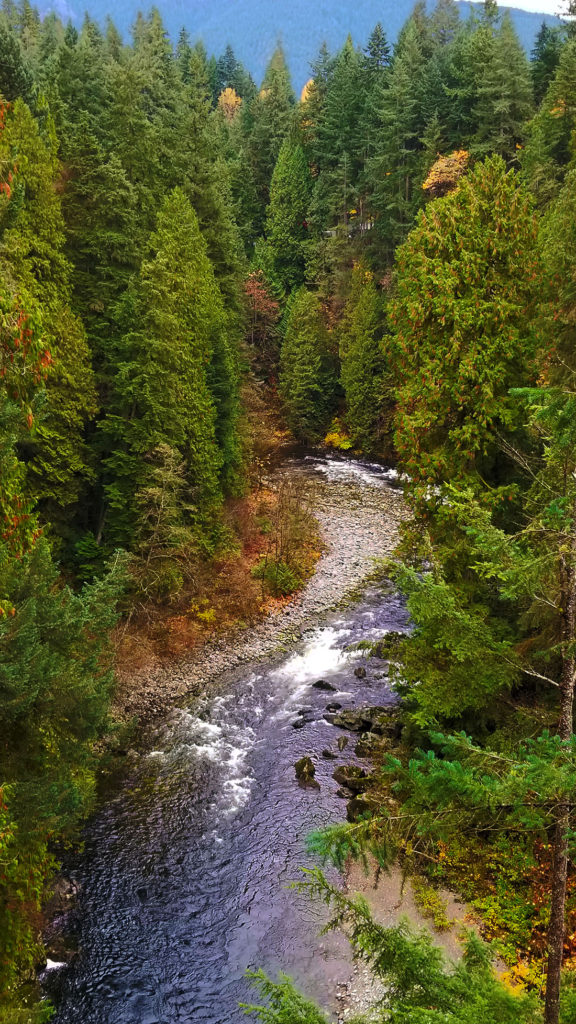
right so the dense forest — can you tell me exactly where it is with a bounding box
[1,0,576,1020]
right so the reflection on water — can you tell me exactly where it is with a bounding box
[51,458,408,1024]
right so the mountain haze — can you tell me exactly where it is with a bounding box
[43,0,563,87]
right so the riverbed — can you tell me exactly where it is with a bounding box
[47,454,408,1023]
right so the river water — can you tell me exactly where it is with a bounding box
[49,456,408,1024]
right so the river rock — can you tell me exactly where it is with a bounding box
[295,756,320,790]
[355,733,392,758]
[292,719,306,729]
[313,679,337,691]
[325,702,342,712]
[347,795,374,822]
[332,765,371,793]
[322,748,338,759]
[337,735,349,751]
[354,666,367,679]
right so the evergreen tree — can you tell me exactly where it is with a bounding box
[339,264,389,453]
[389,156,539,501]
[266,138,312,293]
[279,289,338,443]
[244,44,295,230]
[100,189,229,550]
[368,20,429,260]
[472,13,534,162]
[0,99,97,537]
[522,38,576,202]
[531,23,564,104]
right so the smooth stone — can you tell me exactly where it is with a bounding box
[313,679,337,692]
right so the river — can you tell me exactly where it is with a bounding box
[47,454,408,1024]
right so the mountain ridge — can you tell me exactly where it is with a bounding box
[42,0,564,88]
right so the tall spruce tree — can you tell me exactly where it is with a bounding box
[279,289,338,443]
[99,189,230,551]
[339,264,389,453]
[266,138,312,293]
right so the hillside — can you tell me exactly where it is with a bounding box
[42,0,563,87]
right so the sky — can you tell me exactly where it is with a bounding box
[498,0,568,12]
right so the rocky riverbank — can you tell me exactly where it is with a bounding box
[112,456,408,723]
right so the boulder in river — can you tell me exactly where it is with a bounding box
[322,748,338,760]
[337,735,349,751]
[295,756,320,790]
[332,765,371,793]
[325,702,342,712]
[292,719,306,729]
[354,666,367,679]
[313,679,337,692]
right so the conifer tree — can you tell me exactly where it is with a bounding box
[368,20,429,259]
[0,99,97,537]
[279,289,338,443]
[244,44,295,229]
[100,189,229,550]
[531,23,564,104]
[522,38,576,202]
[339,264,389,453]
[389,156,539,500]
[472,13,534,162]
[266,138,312,293]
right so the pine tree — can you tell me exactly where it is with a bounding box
[368,20,429,260]
[472,13,534,162]
[522,38,576,202]
[100,189,229,550]
[266,138,312,293]
[279,289,338,443]
[0,99,97,537]
[531,23,564,105]
[244,44,295,230]
[339,264,389,453]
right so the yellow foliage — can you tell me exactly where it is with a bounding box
[422,150,470,197]
[218,87,242,121]
[300,78,314,104]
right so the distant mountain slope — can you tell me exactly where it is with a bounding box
[43,0,564,88]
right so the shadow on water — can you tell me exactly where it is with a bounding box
[48,458,408,1024]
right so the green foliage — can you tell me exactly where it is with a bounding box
[279,289,338,443]
[251,557,301,597]
[266,138,312,293]
[339,263,389,453]
[247,871,540,1024]
[100,188,229,549]
[389,156,539,499]
[241,970,328,1023]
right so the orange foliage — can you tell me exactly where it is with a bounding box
[422,150,470,198]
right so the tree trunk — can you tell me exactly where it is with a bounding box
[544,504,576,1024]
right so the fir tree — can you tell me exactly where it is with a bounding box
[266,138,312,293]
[339,264,389,453]
[100,189,228,550]
[279,289,338,443]
[472,13,534,162]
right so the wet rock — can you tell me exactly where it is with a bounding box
[313,679,337,692]
[355,733,392,758]
[337,735,349,751]
[347,795,374,822]
[336,787,351,798]
[332,765,371,793]
[295,756,320,790]
[325,702,342,712]
[292,719,306,729]
[322,748,338,760]
[354,666,367,679]
[297,707,313,716]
